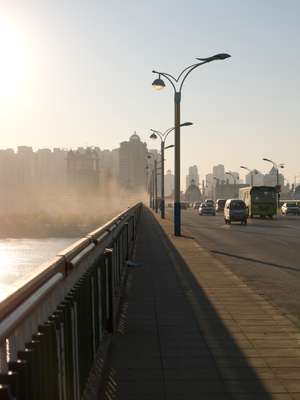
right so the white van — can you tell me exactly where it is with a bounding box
[224,199,248,225]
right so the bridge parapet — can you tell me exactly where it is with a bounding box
[0,203,142,399]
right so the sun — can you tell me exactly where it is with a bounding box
[0,16,28,100]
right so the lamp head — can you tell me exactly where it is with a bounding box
[165,144,175,150]
[213,53,231,60]
[180,122,193,127]
[152,74,165,90]
[196,53,231,62]
[150,133,158,139]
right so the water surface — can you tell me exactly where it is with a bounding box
[0,238,76,302]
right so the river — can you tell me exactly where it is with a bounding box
[0,238,76,302]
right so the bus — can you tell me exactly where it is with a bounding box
[239,186,277,218]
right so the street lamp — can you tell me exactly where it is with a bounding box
[240,165,259,187]
[294,175,300,190]
[152,53,231,236]
[150,122,193,219]
[262,158,284,208]
[226,171,238,197]
[147,154,159,212]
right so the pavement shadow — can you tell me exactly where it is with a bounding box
[212,249,300,273]
[150,211,274,399]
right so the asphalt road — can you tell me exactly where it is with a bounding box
[180,209,300,321]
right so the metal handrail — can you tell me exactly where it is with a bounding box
[0,201,143,398]
[0,202,141,321]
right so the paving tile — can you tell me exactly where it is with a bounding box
[272,368,300,379]
[219,367,276,380]
[265,358,300,368]
[215,356,268,368]
[224,379,287,393]
[230,394,292,400]
[162,356,216,368]
[165,379,226,393]
[164,367,220,380]
[257,349,300,358]
[251,341,300,349]
[282,380,300,393]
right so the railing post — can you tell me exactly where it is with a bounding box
[104,249,115,333]
[0,372,17,399]
[17,349,35,400]
[8,360,28,400]
[0,203,143,400]
[0,384,14,400]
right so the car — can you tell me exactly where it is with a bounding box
[199,202,216,216]
[281,202,300,215]
[224,199,248,225]
[204,199,214,207]
[215,199,226,212]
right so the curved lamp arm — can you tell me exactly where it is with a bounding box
[152,70,177,92]
[179,60,211,92]
[153,54,230,94]
[150,129,163,141]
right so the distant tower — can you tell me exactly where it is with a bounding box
[119,133,148,190]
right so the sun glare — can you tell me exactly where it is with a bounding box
[0,16,28,100]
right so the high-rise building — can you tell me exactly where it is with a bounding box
[186,165,199,190]
[245,170,264,186]
[212,164,225,183]
[226,171,240,184]
[205,173,213,197]
[67,148,100,192]
[264,167,284,187]
[165,170,174,197]
[119,133,148,190]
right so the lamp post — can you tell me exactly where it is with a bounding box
[147,154,159,212]
[226,171,237,197]
[213,177,218,201]
[262,158,284,208]
[294,175,300,190]
[150,122,192,219]
[240,165,259,187]
[152,53,231,236]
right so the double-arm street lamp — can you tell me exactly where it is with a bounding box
[240,165,259,187]
[152,53,231,236]
[262,158,284,208]
[294,175,300,189]
[150,122,193,219]
[226,171,238,197]
[147,154,159,212]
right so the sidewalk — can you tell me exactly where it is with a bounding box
[100,207,300,400]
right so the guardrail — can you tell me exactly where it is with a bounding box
[0,203,142,399]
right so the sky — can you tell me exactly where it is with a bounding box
[0,0,300,185]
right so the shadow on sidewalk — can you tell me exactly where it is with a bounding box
[150,210,274,399]
[212,249,300,273]
[100,208,275,399]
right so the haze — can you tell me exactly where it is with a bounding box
[1,0,300,184]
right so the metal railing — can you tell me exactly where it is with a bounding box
[0,203,142,399]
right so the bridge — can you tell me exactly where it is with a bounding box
[0,204,300,399]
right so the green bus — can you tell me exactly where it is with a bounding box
[239,186,277,218]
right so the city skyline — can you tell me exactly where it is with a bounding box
[0,1,300,185]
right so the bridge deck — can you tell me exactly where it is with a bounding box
[100,208,300,400]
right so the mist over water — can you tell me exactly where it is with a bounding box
[0,183,146,301]
[0,180,147,237]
